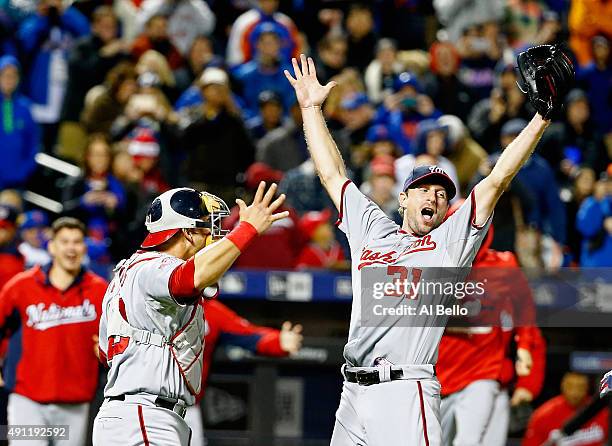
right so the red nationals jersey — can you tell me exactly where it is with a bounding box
[438,246,544,396]
[0,265,106,403]
[196,299,287,402]
[523,396,608,446]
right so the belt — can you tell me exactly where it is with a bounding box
[344,368,404,386]
[108,394,187,419]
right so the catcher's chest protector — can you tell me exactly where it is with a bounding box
[106,293,205,396]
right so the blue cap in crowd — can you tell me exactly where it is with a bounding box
[0,55,20,72]
[18,210,49,231]
[501,119,528,137]
[366,124,392,143]
[402,165,456,199]
[341,93,369,111]
[393,72,421,93]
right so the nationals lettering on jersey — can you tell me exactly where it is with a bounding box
[26,299,97,330]
[337,181,491,367]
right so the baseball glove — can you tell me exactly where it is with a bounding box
[516,44,575,119]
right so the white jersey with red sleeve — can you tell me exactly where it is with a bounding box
[99,250,205,406]
[337,180,492,367]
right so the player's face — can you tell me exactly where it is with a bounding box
[49,228,87,275]
[561,373,589,408]
[399,184,449,236]
[184,228,212,255]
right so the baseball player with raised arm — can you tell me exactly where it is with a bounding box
[93,183,288,446]
[284,46,573,445]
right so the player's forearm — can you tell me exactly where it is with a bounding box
[301,106,348,208]
[473,114,549,225]
[193,239,241,290]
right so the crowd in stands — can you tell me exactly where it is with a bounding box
[0,0,611,272]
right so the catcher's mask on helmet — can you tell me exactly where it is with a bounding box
[141,188,230,249]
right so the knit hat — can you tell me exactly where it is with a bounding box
[128,128,160,159]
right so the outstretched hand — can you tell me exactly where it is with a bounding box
[284,54,337,108]
[236,182,289,234]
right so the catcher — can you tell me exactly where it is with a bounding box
[284,44,573,445]
[93,184,288,445]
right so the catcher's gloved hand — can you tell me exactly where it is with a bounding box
[516,44,575,119]
[600,370,612,398]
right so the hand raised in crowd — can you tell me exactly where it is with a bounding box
[284,54,337,109]
[236,182,289,234]
[279,321,304,354]
[516,348,533,376]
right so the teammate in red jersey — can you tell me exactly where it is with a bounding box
[0,217,107,446]
[523,372,608,446]
[185,298,303,445]
[437,206,546,446]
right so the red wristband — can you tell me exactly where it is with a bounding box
[226,221,258,252]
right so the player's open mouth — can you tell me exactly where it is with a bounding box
[421,207,434,223]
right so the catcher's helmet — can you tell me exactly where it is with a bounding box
[141,188,230,248]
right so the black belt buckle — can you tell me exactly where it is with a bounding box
[356,370,378,386]
[155,396,186,418]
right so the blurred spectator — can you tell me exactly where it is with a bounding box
[256,103,307,172]
[315,34,348,84]
[438,115,488,193]
[127,127,169,194]
[223,162,302,269]
[0,205,24,289]
[568,0,612,66]
[0,56,40,191]
[533,10,564,47]
[433,0,504,42]
[73,135,126,248]
[226,0,299,67]
[135,50,179,102]
[351,124,402,185]
[279,159,334,214]
[61,6,128,124]
[180,67,255,204]
[0,218,106,443]
[0,190,23,212]
[175,35,223,93]
[523,372,608,446]
[333,92,375,146]
[505,0,546,49]
[17,210,51,268]
[563,167,597,263]
[137,0,215,56]
[364,38,403,104]
[542,89,608,183]
[376,71,441,153]
[232,22,294,119]
[576,174,612,267]
[456,22,504,100]
[395,120,461,201]
[16,0,89,152]
[113,0,145,42]
[576,36,612,135]
[359,155,401,221]
[468,80,533,152]
[247,90,285,143]
[131,14,183,71]
[344,4,376,73]
[81,62,138,135]
[296,209,346,269]
[494,119,566,269]
[424,41,473,121]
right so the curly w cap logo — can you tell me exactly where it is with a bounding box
[25,300,97,330]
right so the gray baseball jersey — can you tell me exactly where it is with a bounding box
[99,250,203,405]
[337,181,491,367]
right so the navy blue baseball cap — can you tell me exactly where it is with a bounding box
[402,165,456,199]
[341,92,369,110]
[393,71,422,93]
[366,124,392,143]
